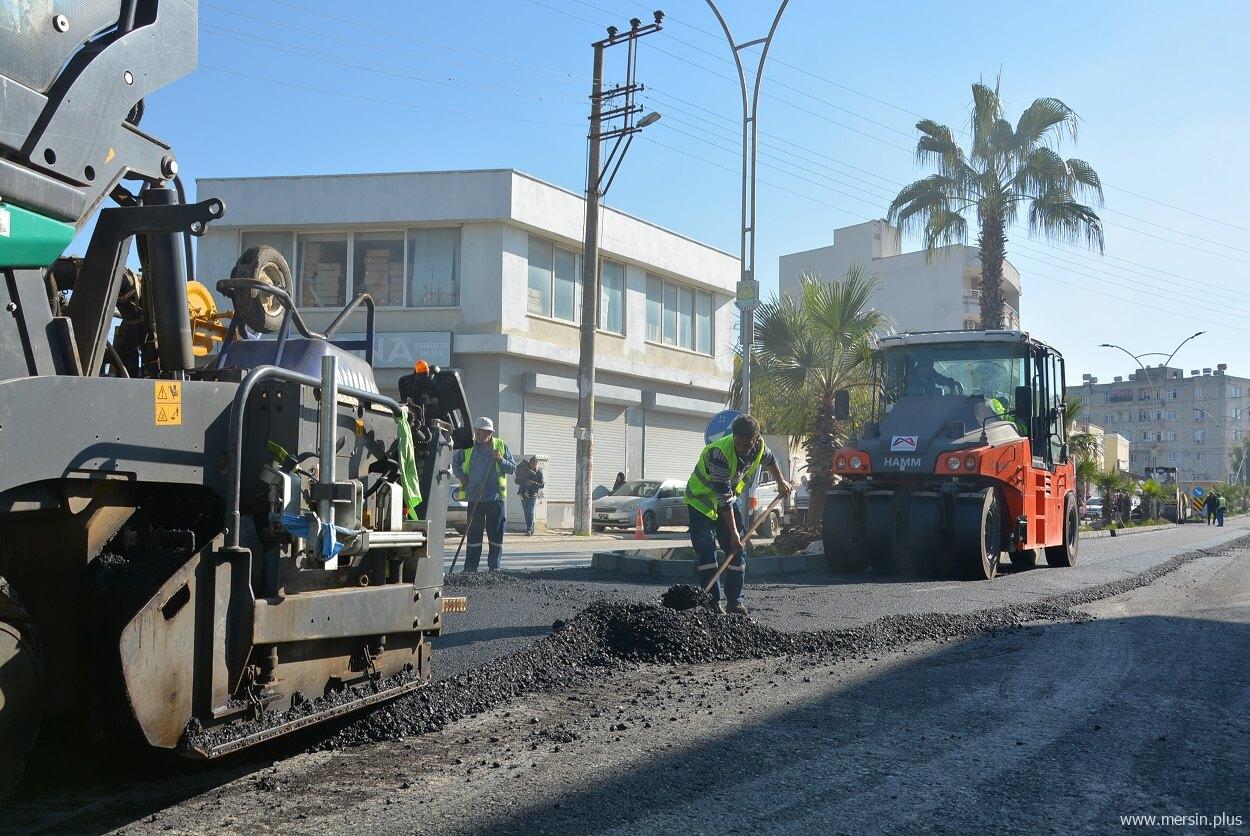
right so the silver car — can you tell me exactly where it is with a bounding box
[592,479,688,533]
[446,478,468,534]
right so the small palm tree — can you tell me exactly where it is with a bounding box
[753,265,886,525]
[1075,455,1101,507]
[888,80,1104,328]
[1139,479,1167,523]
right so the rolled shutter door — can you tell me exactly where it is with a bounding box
[644,410,708,480]
[523,394,578,502]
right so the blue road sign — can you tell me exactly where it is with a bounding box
[705,409,742,444]
[1193,486,1206,498]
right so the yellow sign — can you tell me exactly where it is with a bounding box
[155,381,183,426]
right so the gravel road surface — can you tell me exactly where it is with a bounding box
[5,519,1248,833]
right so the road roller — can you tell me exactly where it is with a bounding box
[824,330,1078,580]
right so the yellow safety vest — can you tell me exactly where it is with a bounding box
[458,438,508,501]
[685,434,766,521]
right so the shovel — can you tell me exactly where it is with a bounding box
[702,493,785,593]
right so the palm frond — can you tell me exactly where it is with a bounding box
[887,175,961,235]
[1064,157,1105,205]
[969,81,1003,162]
[1013,146,1071,197]
[1014,97,1078,149]
[1027,191,1105,252]
[914,119,967,177]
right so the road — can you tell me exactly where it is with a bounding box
[6,520,1248,833]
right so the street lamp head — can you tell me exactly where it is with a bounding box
[638,111,662,128]
[1098,343,1113,348]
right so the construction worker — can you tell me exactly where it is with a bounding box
[971,361,1027,436]
[452,416,516,572]
[1217,491,1227,527]
[685,414,792,615]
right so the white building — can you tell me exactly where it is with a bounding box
[196,169,738,528]
[778,220,1021,331]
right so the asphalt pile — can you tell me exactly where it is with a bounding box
[659,583,712,611]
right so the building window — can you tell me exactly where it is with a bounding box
[1142,431,1151,442]
[1166,410,1177,421]
[1166,388,1178,399]
[1230,386,1243,398]
[1195,451,1205,463]
[1194,429,1206,444]
[599,260,625,334]
[1138,410,1150,422]
[1195,386,1205,399]
[295,233,349,307]
[645,274,713,354]
[1165,430,1177,441]
[240,230,295,273]
[1195,409,1205,422]
[1236,429,1245,442]
[527,236,580,323]
[353,232,405,307]
[1106,414,1115,424]
[407,228,460,308]
[1167,452,1179,464]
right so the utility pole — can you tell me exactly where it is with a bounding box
[705,0,790,415]
[573,13,664,536]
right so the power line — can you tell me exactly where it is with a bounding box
[638,133,1250,334]
[204,1,585,85]
[198,64,583,127]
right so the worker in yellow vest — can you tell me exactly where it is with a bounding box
[452,416,517,572]
[685,414,791,615]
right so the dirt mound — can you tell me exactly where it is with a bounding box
[773,525,822,556]
[659,583,712,611]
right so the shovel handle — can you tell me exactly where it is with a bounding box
[702,493,785,593]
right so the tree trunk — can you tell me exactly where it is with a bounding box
[977,215,1008,329]
[805,385,838,527]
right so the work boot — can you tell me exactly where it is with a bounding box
[726,601,748,616]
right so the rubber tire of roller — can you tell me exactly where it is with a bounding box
[1045,495,1080,567]
[903,491,943,578]
[231,244,293,334]
[953,489,1003,581]
[0,596,41,800]
[864,490,901,575]
[823,489,868,573]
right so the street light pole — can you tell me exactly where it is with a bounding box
[704,0,789,415]
[1100,331,1204,476]
[573,13,663,537]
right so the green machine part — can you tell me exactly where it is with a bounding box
[0,202,76,268]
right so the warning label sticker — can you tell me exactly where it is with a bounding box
[155,382,183,426]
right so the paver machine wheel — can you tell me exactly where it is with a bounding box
[0,581,41,799]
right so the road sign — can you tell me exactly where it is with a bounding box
[705,409,742,443]
[735,279,759,311]
[1192,486,1205,498]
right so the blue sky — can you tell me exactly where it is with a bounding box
[119,0,1250,386]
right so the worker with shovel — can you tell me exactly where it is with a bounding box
[685,414,791,615]
[453,417,517,572]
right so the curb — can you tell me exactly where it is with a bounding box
[1079,522,1178,540]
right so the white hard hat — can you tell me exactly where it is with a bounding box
[474,417,495,432]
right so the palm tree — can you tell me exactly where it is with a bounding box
[753,265,886,526]
[888,81,1104,328]
[1139,479,1166,523]
[1075,455,1101,507]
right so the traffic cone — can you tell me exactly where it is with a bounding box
[634,507,645,540]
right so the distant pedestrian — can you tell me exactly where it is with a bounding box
[1217,492,1227,527]
[452,417,516,571]
[515,455,545,536]
[613,471,626,492]
[1205,491,1217,525]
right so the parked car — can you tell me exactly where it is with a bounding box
[744,469,784,537]
[1080,501,1102,522]
[592,479,687,533]
[446,478,468,534]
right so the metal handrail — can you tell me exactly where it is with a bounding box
[215,280,376,366]
[224,364,401,550]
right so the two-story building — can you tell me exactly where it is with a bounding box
[195,169,739,528]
